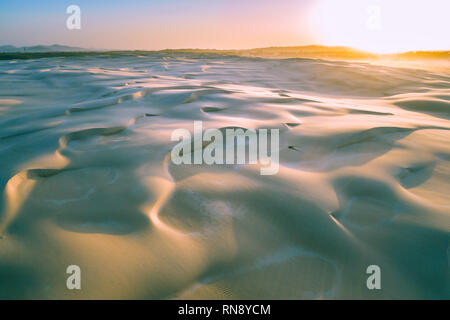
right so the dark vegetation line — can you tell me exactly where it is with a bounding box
[0,46,448,61]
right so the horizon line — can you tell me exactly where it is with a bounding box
[1,43,450,55]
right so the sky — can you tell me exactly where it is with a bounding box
[0,0,449,53]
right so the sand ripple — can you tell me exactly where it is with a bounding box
[0,54,449,299]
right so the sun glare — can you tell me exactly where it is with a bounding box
[309,0,449,54]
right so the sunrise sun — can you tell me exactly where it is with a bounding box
[309,0,449,53]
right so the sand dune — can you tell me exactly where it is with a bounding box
[0,53,448,299]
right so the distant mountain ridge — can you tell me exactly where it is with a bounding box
[0,44,448,61]
[239,46,449,60]
[0,44,91,53]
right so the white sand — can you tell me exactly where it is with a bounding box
[0,53,448,299]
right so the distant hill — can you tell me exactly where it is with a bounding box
[0,44,448,62]
[233,46,449,60]
[234,45,377,60]
[0,44,91,53]
[158,45,449,60]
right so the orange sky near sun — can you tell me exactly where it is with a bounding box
[0,0,448,53]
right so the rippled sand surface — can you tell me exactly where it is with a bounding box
[0,53,449,299]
